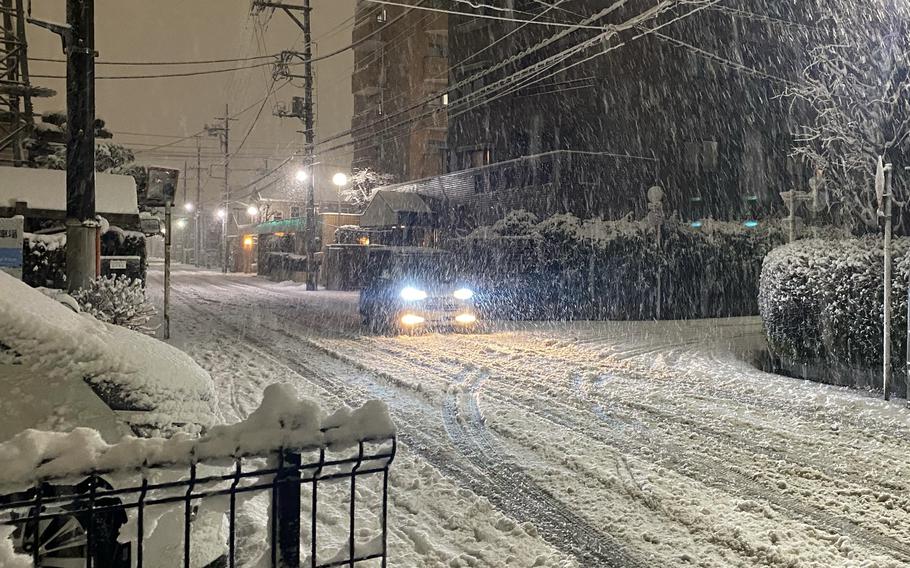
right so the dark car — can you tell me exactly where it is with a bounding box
[359,247,481,333]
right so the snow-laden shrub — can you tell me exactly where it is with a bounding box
[22,232,67,288]
[22,227,146,289]
[759,238,910,386]
[71,275,157,334]
[456,214,784,320]
[491,210,538,237]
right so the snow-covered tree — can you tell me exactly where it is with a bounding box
[342,168,396,208]
[786,1,910,228]
[72,276,157,334]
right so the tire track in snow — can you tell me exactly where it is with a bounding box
[170,284,636,567]
[441,371,645,568]
[345,336,910,563]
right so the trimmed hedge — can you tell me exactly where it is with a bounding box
[23,228,146,289]
[453,212,785,321]
[759,238,910,393]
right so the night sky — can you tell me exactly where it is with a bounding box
[26,0,355,205]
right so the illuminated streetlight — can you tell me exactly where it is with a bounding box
[247,205,259,217]
[332,172,348,187]
[295,169,308,182]
[216,209,226,220]
[183,202,194,213]
[177,218,188,229]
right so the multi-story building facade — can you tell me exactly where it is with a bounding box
[438,0,816,223]
[350,0,448,183]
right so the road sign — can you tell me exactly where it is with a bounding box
[0,216,24,279]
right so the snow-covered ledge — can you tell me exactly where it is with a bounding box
[0,384,396,490]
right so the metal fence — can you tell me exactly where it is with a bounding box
[0,438,397,568]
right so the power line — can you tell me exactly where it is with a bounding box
[31,59,275,80]
[363,0,611,30]
[30,53,278,66]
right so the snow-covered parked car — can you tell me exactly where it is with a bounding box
[359,247,481,333]
[0,271,216,438]
[0,271,220,566]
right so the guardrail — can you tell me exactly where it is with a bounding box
[0,438,397,568]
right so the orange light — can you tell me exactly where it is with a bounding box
[242,236,254,248]
[358,237,370,245]
[273,232,286,237]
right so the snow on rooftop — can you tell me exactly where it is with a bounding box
[0,166,139,215]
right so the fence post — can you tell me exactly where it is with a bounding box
[275,449,302,568]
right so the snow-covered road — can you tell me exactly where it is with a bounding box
[152,265,910,567]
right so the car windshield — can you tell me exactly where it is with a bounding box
[387,252,456,283]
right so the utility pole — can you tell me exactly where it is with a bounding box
[206,106,232,273]
[882,162,894,401]
[30,1,95,290]
[65,0,96,292]
[195,135,203,267]
[254,0,318,290]
[301,0,316,290]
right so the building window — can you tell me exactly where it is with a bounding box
[702,141,719,172]
[428,34,448,58]
[685,140,719,173]
[290,206,301,218]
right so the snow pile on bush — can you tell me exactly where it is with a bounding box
[0,384,395,489]
[759,238,910,390]
[457,211,785,320]
[72,275,157,334]
[22,226,146,289]
[0,271,215,433]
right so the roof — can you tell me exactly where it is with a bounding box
[0,166,139,215]
[374,190,432,213]
[360,190,433,228]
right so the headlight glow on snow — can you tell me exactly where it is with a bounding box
[400,287,427,301]
[455,313,477,325]
[401,313,425,326]
[453,288,474,300]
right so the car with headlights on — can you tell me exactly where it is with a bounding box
[359,247,480,333]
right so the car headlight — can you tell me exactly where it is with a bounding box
[453,287,474,300]
[400,287,427,301]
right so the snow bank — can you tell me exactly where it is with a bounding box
[0,526,29,568]
[0,271,216,432]
[0,384,395,488]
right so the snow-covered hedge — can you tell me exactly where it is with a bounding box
[22,227,146,289]
[457,212,785,320]
[759,238,910,392]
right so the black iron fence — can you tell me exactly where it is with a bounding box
[0,438,397,568]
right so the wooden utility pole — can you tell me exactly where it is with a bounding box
[253,0,317,290]
[302,0,316,290]
[65,0,96,292]
[195,135,203,266]
[206,107,232,273]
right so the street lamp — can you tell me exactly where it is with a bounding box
[184,202,194,213]
[177,218,188,229]
[216,209,226,220]
[332,172,348,215]
[247,205,259,217]
[295,169,308,182]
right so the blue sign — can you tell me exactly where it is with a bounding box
[0,248,22,268]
